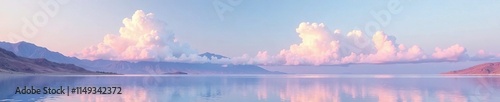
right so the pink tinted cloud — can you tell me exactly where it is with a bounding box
[431,44,467,61]
[361,31,426,63]
[277,22,342,65]
[245,22,472,65]
[75,10,212,62]
[75,12,484,66]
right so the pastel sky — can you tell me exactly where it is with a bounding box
[1,0,500,66]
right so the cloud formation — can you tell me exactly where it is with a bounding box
[471,50,500,61]
[279,23,342,65]
[241,22,475,65]
[76,10,217,62]
[75,10,496,66]
[431,44,467,61]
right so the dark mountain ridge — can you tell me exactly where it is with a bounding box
[199,52,228,60]
[0,47,95,74]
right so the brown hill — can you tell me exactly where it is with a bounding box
[0,47,95,74]
[444,62,500,74]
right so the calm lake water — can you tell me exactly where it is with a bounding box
[1,74,499,102]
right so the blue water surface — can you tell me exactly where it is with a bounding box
[1,74,499,102]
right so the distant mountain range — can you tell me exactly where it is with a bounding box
[0,47,95,74]
[199,52,228,60]
[444,62,500,74]
[0,41,282,74]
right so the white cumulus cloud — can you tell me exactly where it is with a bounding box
[75,12,490,66]
[431,44,468,61]
[240,22,472,65]
[75,10,216,62]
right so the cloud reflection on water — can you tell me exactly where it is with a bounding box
[0,75,499,102]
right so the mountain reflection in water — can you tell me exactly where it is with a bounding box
[0,75,499,102]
